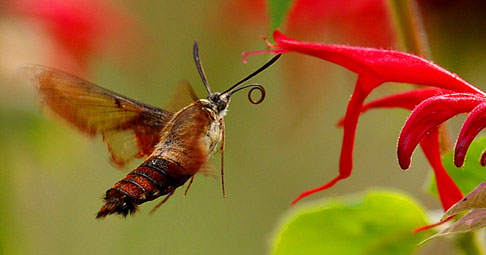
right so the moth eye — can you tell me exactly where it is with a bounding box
[217,101,226,111]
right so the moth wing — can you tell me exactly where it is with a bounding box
[199,162,219,177]
[20,65,174,167]
[165,79,199,112]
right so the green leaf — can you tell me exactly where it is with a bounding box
[428,136,486,197]
[267,0,294,30]
[272,190,430,255]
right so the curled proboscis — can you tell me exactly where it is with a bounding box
[248,86,265,104]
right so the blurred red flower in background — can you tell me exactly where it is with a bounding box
[4,0,142,75]
[285,0,395,47]
[223,0,395,46]
[223,0,396,112]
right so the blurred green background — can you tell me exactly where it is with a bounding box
[0,0,485,254]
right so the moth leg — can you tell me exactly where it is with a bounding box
[184,175,195,196]
[220,120,226,198]
[149,190,175,215]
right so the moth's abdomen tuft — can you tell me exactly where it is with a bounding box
[96,188,138,218]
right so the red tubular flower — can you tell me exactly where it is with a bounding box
[398,92,486,209]
[398,93,485,169]
[336,88,450,127]
[455,102,486,167]
[339,88,463,212]
[267,31,482,94]
[223,0,396,111]
[244,30,482,209]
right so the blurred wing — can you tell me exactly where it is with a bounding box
[20,65,174,167]
[165,80,199,112]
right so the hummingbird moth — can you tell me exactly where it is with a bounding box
[21,42,281,218]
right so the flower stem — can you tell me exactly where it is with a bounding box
[388,0,455,153]
[387,0,430,58]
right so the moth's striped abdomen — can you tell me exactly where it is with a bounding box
[96,156,190,218]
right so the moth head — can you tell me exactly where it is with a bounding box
[207,92,228,113]
[192,41,280,114]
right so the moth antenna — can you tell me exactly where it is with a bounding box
[193,41,212,95]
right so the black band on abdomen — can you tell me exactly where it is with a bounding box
[120,179,147,193]
[141,158,177,184]
[130,170,165,192]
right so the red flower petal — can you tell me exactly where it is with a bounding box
[335,88,463,212]
[291,176,343,205]
[455,102,486,167]
[272,30,484,95]
[398,93,484,169]
[412,216,454,233]
[420,129,463,210]
[336,88,449,127]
